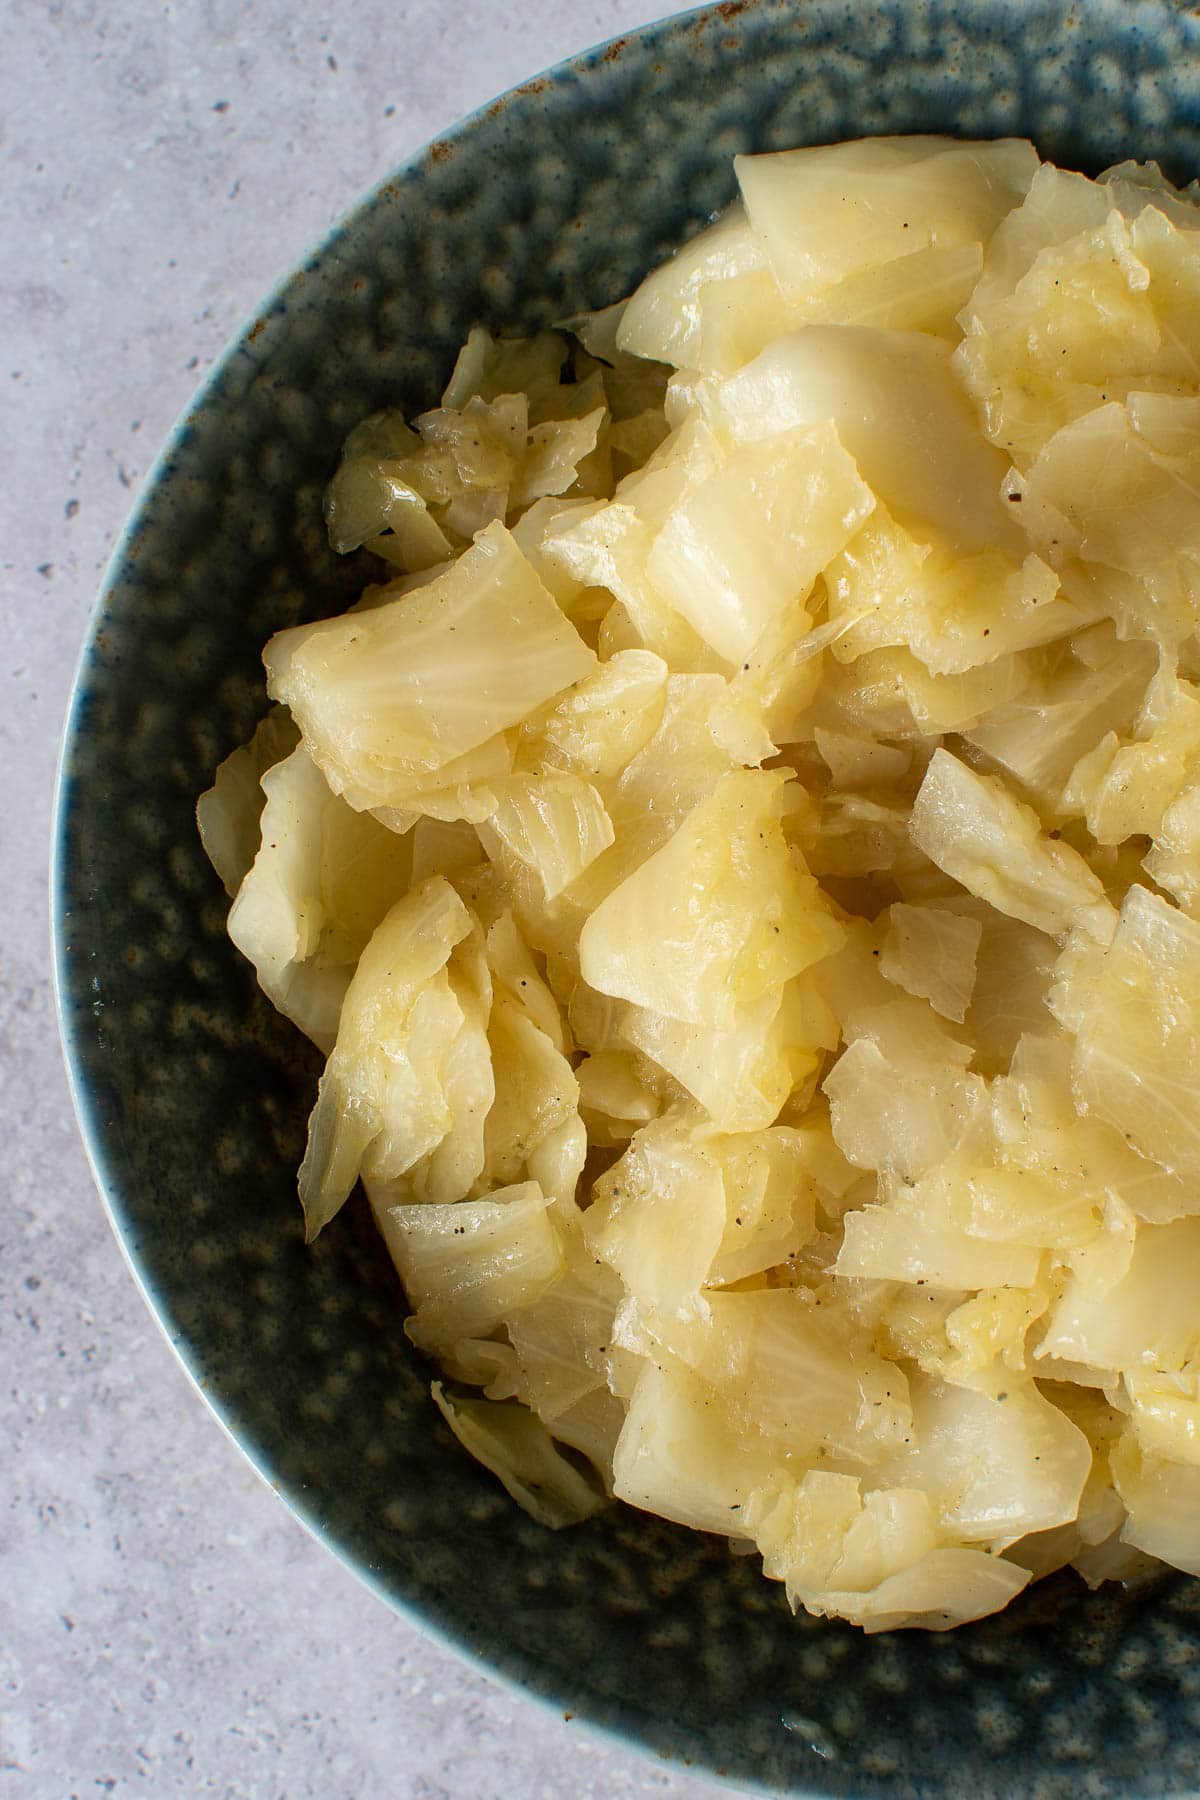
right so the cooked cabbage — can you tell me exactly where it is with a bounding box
[226,743,413,1053]
[264,521,596,813]
[196,705,299,898]
[198,134,1200,1634]
[431,1382,606,1528]
[578,768,841,1030]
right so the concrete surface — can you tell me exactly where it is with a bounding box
[1,3,735,1794]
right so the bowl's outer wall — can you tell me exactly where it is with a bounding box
[55,1,1200,1795]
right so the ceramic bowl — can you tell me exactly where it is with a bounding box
[54,1,1200,1793]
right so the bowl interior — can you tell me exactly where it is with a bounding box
[55,1,1200,1794]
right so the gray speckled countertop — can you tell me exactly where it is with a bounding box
[1,4,735,1793]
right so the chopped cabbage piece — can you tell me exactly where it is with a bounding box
[297,877,474,1237]
[575,1049,664,1145]
[1062,666,1200,845]
[440,328,568,416]
[484,910,569,1053]
[1126,1367,1200,1468]
[837,1180,1042,1291]
[227,743,413,1053]
[477,772,614,900]
[409,815,481,886]
[886,1373,1092,1547]
[693,242,986,378]
[1039,1217,1200,1375]
[814,727,911,792]
[382,1179,563,1351]
[514,408,607,506]
[616,202,767,368]
[611,1355,783,1536]
[596,671,776,875]
[645,422,874,665]
[1112,1434,1200,1576]
[956,209,1163,467]
[585,1116,728,1317]
[963,624,1156,813]
[523,648,667,779]
[621,976,832,1134]
[1065,884,1200,1179]
[579,769,841,1030]
[431,1383,606,1529]
[827,509,1080,676]
[735,136,1037,301]
[1145,780,1200,917]
[264,522,595,812]
[880,903,982,1023]
[824,1000,986,1182]
[541,416,729,672]
[748,1471,1031,1630]
[325,457,452,569]
[482,989,582,1204]
[705,1125,822,1286]
[960,913,1056,1076]
[715,326,1021,555]
[910,749,1113,938]
[652,1288,913,1465]
[1012,397,1200,646]
[196,706,300,898]
[505,1228,623,1423]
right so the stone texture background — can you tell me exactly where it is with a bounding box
[1,4,731,1793]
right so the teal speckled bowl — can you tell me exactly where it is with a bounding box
[54,2,1200,1794]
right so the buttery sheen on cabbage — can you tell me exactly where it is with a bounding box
[199,136,1200,1632]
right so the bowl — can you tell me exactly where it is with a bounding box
[54,1,1200,1793]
